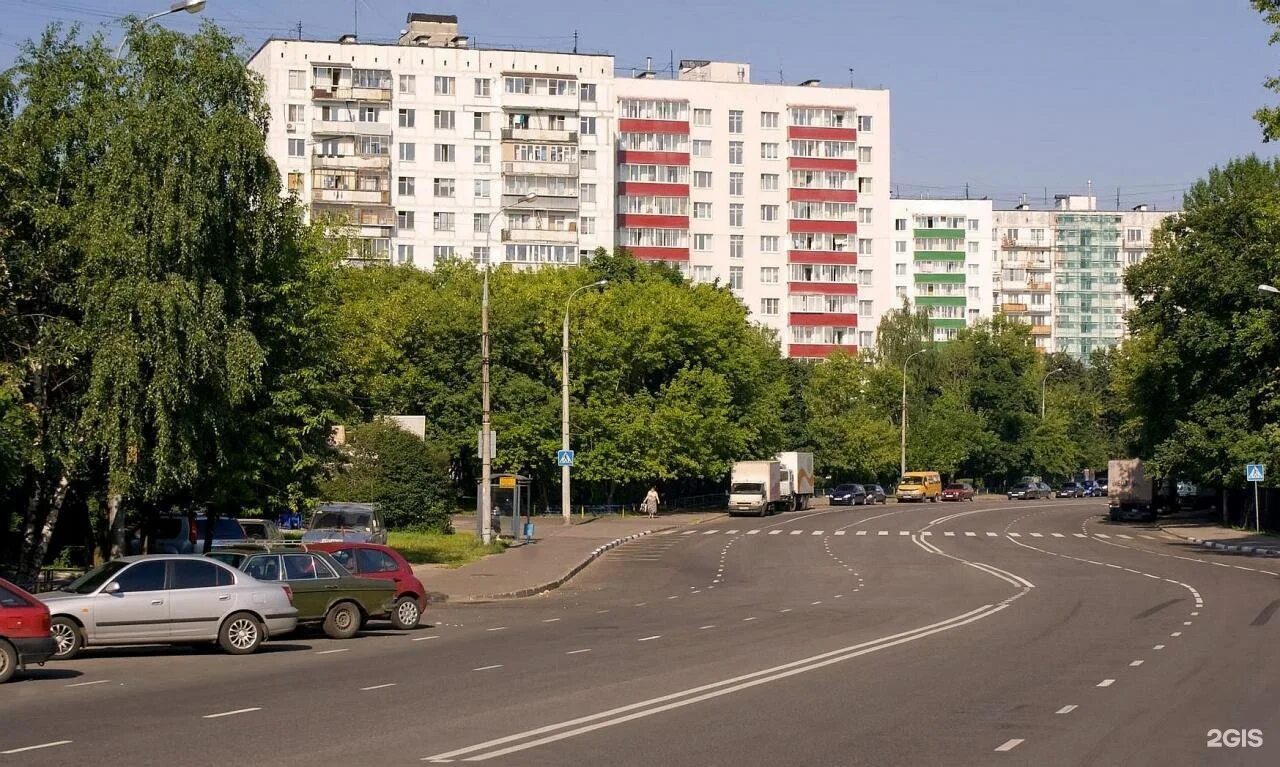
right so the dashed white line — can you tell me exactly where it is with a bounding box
[812,530,824,535]
[203,707,262,719]
[412,635,441,642]
[878,531,888,536]
[1117,534,1133,539]
[790,530,802,535]
[965,531,977,537]
[66,679,111,688]
[899,530,910,536]
[944,531,956,537]
[921,531,933,536]
[1007,533,1021,538]
[699,625,716,630]
[986,532,998,537]
[634,602,647,607]
[726,529,739,534]
[1073,533,1087,538]
[680,530,697,535]
[779,608,792,613]
[543,618,561,623]
[1097,679,1115,687]
[596,609,611,614]
[315,648,349,655]
[486,626,508,632]
[637,635,661,642]
[0,741,74,755]
[834,530,846,535]
[703,529,719,535]
[474,664,504,671]
[1183,621,1192,625]
[1052,533,1065,538]
[747,529,760,535]
[1056,705,1077,714]
[811,601,823,605]
[994,738,1025,752]
[667,595,679,600]
[769,530,783,535]
[1030,533,1044,538]
[743,617,758,622]
[566,649,592,655]
[1130,660,1144,667]
[1171,632,1182,637]
[1153,644,1165,650]
[856,530,868,536]
[361,683,397,691]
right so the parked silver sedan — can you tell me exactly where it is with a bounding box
[38,555,297,660]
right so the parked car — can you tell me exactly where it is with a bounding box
[829,484,868,506]
[307,542,427,630]
[131,515,247,555]
[1056,482,1085,498]
[1008,482,1044,500]
[941,483,975,502]
[301,503,387,545]
[1,577,56,683]
[207,547,395,639]
[1038,482,1053,497]
[1096,479,1109,495]
[1080,480,1103,497]
[38,555,297,661]
[897,471,943,503]
[238,518,282,541]
[865,484,887,504]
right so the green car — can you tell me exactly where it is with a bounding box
[207,546,396,639]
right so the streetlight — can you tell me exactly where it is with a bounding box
[561,280,607,525]
[1041,367,1065,419]
[900,349,927,477]
[478,192,537,545]
[116,0,207,57]
[1259,284,1280,295]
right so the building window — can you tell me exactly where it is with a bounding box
[434,144,456,163]
[729,266,744,290]
[761,267,780,284]
[287,138,305,157]
[692,265,714,283]
[580,150,596,170]
[729,172,744,196]
[433,110,455,130]
[474,179,491,199]
[580,217,596,235]
[760,142,779,160]
[761,173,779,191]
[286,171,303,192]
[968,286,980,300]
[858,299,873,316]
[473,112,491,131]
[858,177,872,193]
[398,74,415,94]
[474,78,491,97]
[729,141,744,164]
[858,146,872,163]
[761,204,779,222]
[472,145,490,166]
[760,235,779,253]
[433,178,456,198]
[693,202,712,219]
[580,82,597,102]
[397,210,415,230]
[968,241,979,253]
[694,233,713,251]
[398,176,415,196]
[730,235,744,259]
[692,139,712,158]
[434,76,455,95]
[1127,228,1143,242]
[858,207,872,224]
[1031,228,1045,243]
[857,238,872,255]
[859,330,874,348]
[857,115,872,132]
[433,212,455,231]
[896,285,908,298]
[761,111,779,129]
[694,171,713,188]
[396,244,414,264]
[579,116,597,135]
[398,108,415,128]
[399,143,416,161]
[288,69,306,90]
[895,218,907,231]
[857,269,872,285]
[969,218,980,231]
[728,110,743,133]
[286,104,305,122]
[433,245,455,260]
[895,240,907,253]
[761,297,780,315]
[895,263,907,276]
[580,183,597,203]
[729,203,744,227]
[693,108,712,126]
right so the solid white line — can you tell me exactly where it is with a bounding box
[315,648,349,655]
[1056,705,1077,714]
[769,530,782,535]
[637,635,661,642]
[747,529,760,535]
[994,739,1025,752]
[473,664,504,671]
[203,707,262,719]
[1130,660,1144,667]
[412,635,441,642]
[542,618,561,623]
[1,741,74,755]
[486,626,507,632]
[361,683,397,691]
[856,530,867,535]
[566,649,592,655]
[1097,679,1115,687]
[66,679,111,688]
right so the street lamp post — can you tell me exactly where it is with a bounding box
[561,280,608,526]
[1259,284,1280,296]
[900,349,927,477]
[116,0,207,57]
[478,193,537,545]
[1041,367,1065,419]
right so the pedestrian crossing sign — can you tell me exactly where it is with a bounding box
[1247,463,1265,482]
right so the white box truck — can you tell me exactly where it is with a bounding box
[1108,458,1155,521]
[776,451,815,511]
[729,461,782,516]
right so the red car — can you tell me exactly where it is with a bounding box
[941,483,976,502]
[1,576,56,683]
[306,543,427,630]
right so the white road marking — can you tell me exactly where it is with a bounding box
[1052,533,1065,538]
[1171,632,1182,637]
[1030,533,1043,538]
[811,601,823,605]
[637,635,661,642]
[856,530,868,536]
[412,635,441,642]
[779,608,792,613]
[965,532,977,537]
[1130,660,1144,667]
[691,590,702,594]
[203,707,262,719]
[743,617,758,622]
[1140,534,1156,539]
[1117,534,1133,539]
[944,531,956,537]
[726,529,739,534]
[1153,644,1165,650]
[987,532,998,537]
[1097,679,1115,687]
[566,649,592,655]
[898,530,909,536]
[878,530,889,536]
[921,531,933,536]
[66,679,111,688]
[473,664,504,671]
[1183,621,1192,625]
[1095,533,1111,539]
[596,609,610,614]
[994,739,1025,752]
[315,648,349,655]
[543,618,561,623]
[747,529,760,535]
[1073,533,1087,538]
[680,530,697,535]
[361,683,397,691]
[834,530,846,535]
[1056,705,1077,714]
[1,741,73,755]
[812,530,824,535]
[699,625,716,630]
[790,530,802,535]
[486,626,508,632]
[1191,611,1199,616]
[634,602,647,606]
[1007,533,1021,538]
[769,530,782,535]
[703,530,719,535]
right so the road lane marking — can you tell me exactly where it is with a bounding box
[667,595,679,600]
[596,609,611,614]
[920,531,932,536]
[637,635,661,642]
[790,530,802,535]
[726,529,739,534]
[473,665,504,671]
[878,530,888,536]
[1130,660,1144,667]
[566,649,592,655]
[1030,533,1043,538]
[361,683,397,691]
[543,618,561,623]
[856,530,867,536]
[1153,644,1165,650]
[779,608,792,613]
[743,617,758,622]
[1073,533,1086,538]
[703,530,719,535]
[965,532,977,537]
[681,530,697,535]
[1171,632,1182,637]
[1183,621,1192,625]
[747,529,760,535]
[1007,533,1021,537]
[994,739,1025,752]
[315,648,349,655]
[486,626,508,632]
[769,530,782,535]
[1140,534,1156,539]
[634,602,647,606]
[1097,679,1115,687]
[835,530,846,535]
[899,530,910,536]
[1052,533,1065,538]
[412,635,440,641]
[699,625,716,630]
[1117,534,1133,539]
[987,532,998,537]
[203,708,262,719]
[944,531,955,537]
[1095,533,1110,539]
[1056,705,1077,714]
[812,530,823,535]
[811,601,823,605]
[1,741,74,755]
[66,679,111,688]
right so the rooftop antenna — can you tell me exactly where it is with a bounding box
[296,20,302,40]
[573,30,578,54]
[778,67,784,84]
[848,67,853,87]
[353,0,357,37]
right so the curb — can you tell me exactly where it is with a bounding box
[1159,525,1280,558]
[441,528,665,603]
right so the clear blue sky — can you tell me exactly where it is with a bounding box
[4,0,1277,210]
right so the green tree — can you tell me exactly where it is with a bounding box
[803,352,898,482]
[319,420,454,531]
[1253,1,1280,141]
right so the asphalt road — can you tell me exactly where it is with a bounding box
[4,497,1280,766]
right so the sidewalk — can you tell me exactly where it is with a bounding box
[417,512,727,603]
[1158,512,1280,557]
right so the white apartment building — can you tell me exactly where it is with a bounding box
[248,13,891,360]
[886,199,994,342]
[992,195,1172,359]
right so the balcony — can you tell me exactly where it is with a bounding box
[788,219,857,235]
[311,85,392,103]
[787,156,857,173]
[501,127,578,143]
[914,273,966,284]
[787,281,859,296]
[1000,302,1029,314]
[617,213,689,229]
[312,188,391,205]
[787,125,857,141]
[501,227,579,244]
[1031,325,1052,336]
[1028,281,1052,292]
[501,193,578,211]
[788,250,857,265]
[312,153,391,170]
[788,342,858,359]
[624,246,690,262]
[913,228,965,240]
[312,119,391,136]
[501,160,579,177]
[788,188,857,203]
[913,250,965,262]
[618,118,690,135]
[788,312,859,328]
[1000,236,1050,250]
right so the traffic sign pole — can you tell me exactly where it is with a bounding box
[1246,464,1265,533]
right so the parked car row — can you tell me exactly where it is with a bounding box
[2,539,425,682]
[1009,479,1106,500]
[828,484,887,506]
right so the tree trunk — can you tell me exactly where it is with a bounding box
[27,474,71,579]
[107,493,126,559]
[18,480,46,576]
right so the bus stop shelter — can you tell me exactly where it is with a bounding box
[478,473,533,541]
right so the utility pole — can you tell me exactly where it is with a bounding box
[901,349,927,476]
[561,281,607,526]
[296,20,303,40]
[572,30,578,53]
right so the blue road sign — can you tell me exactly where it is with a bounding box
[1247,463,1265,482]
[557,449,575,467]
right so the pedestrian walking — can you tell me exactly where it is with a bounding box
[644,486,660,519]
